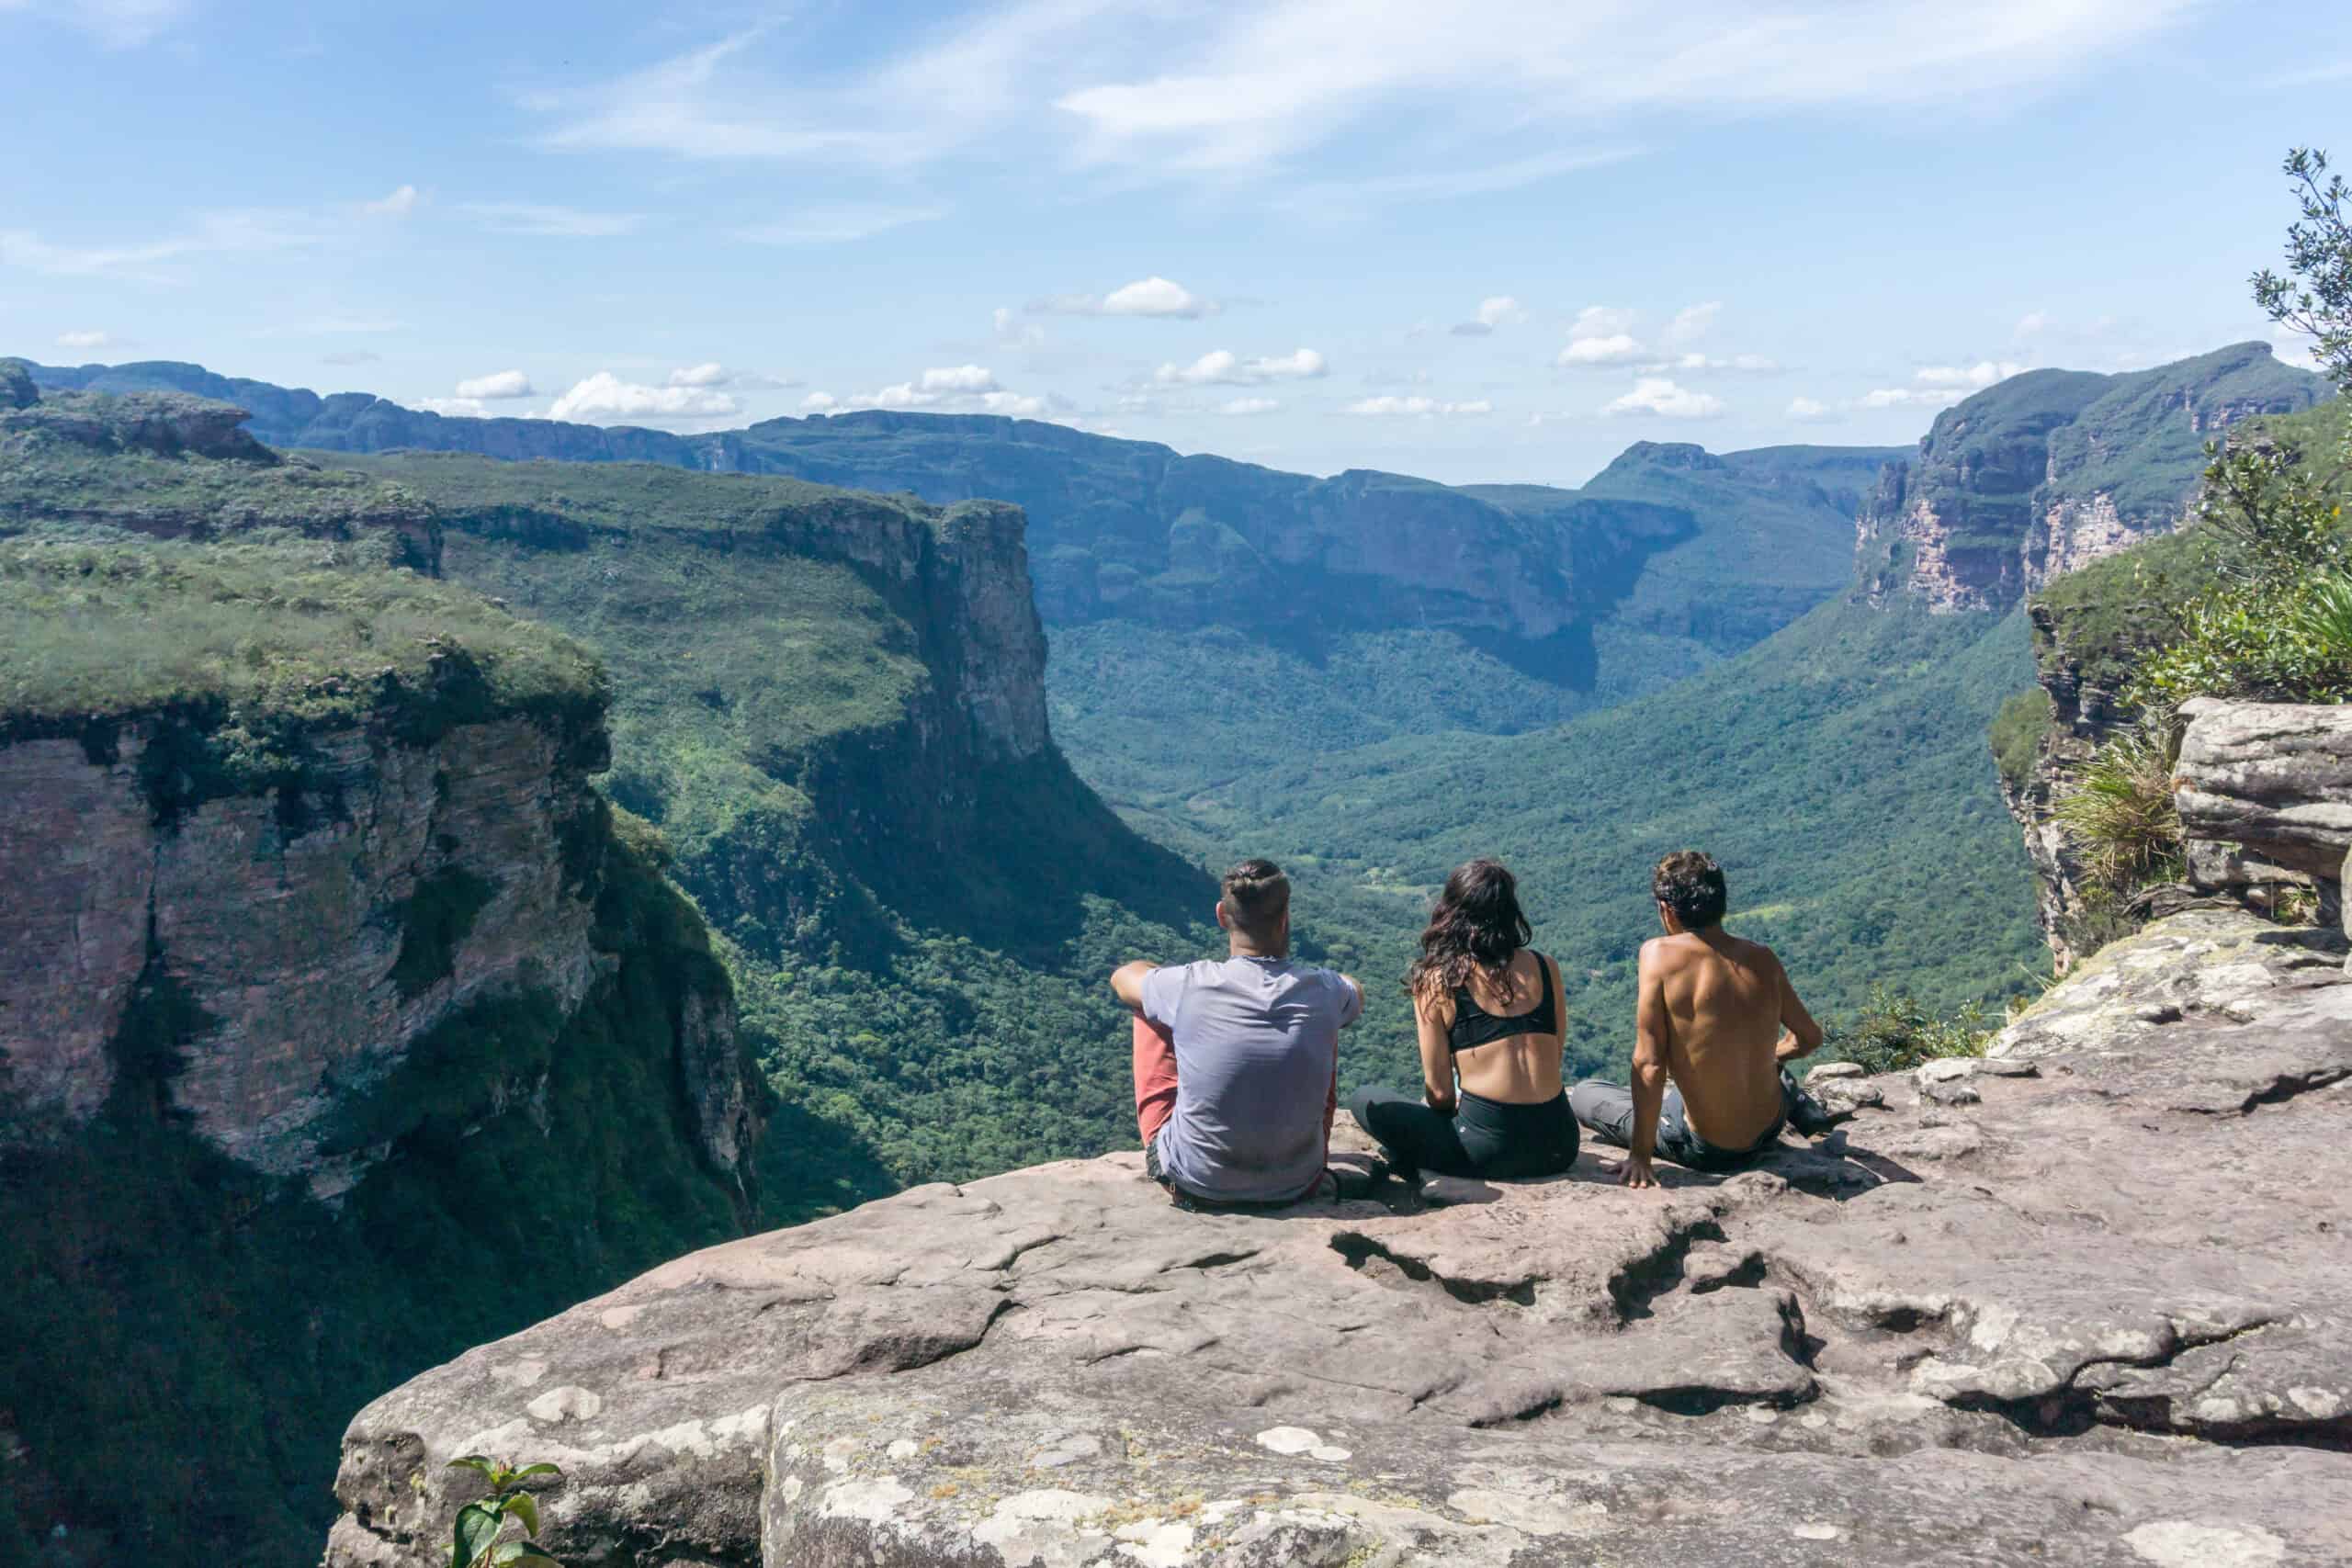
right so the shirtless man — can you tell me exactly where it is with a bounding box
[1570,851,1826,1189]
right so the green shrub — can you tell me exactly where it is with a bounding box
[1989,687,2054,790]
[2052,720,2184,901]
[444,1456,562,1568]
[1821,987,1992,1075]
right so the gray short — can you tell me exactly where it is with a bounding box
[1568,1073,1796,1171]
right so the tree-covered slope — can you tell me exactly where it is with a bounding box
[1165,595,2047,1090]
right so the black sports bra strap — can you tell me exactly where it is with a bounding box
[1447,951,1558,1054]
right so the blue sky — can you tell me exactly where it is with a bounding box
[3,0,2346,484]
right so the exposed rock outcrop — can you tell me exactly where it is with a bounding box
[329,910,2352,1567]
[0,686,766,1199]
[1859,344,2325,613]
[2177,697,2352,904]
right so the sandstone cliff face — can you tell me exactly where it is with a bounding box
[1996,596,2137,972]
[1859,344,2325,614]
[0,694,753,1201]
[327,908,2352,1568]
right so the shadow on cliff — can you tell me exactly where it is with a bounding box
[860,748,1218,964]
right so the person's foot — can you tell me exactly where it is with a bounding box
[1789,1086,1838,1138]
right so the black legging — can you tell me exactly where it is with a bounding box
[1346,1085,1580,1179]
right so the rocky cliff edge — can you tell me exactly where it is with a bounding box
[327,900,2352,1567]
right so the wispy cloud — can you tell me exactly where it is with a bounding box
[1347,395,1492,417]
[734,203,946,245]
[2,0,195,49]
[1450,295,1524,336]
[459,202,644,238]
[0,209,320,282]
[525,31,928,165]
[54,329,115,349]
[516,0,2177,204]
[362,185,422,218]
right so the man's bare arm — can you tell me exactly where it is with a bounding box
[1625,942,1671,1189]
[1109,960,1155,1012]
[1771,952,1824,1061]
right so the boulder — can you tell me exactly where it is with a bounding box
[327,913,2352,1566]
[2177,697,2352,885]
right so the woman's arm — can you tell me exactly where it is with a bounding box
[1415,990,1457,1113]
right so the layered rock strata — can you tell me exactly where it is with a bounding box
[2177,697,2352,907]
[328,909,2352,1567]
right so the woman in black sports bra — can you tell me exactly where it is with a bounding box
[1345,858,1580,1181]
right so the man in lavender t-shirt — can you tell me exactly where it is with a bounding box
[1110,858,1363,1204]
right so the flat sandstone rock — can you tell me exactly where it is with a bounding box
[327,914,2352,1566]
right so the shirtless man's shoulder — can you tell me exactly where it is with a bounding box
[1640,930,1780,972]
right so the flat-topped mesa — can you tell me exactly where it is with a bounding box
[0,383,442,570]
[0,528,755,1201]
[1857,344,2327,614]
[328,911,2352,1567]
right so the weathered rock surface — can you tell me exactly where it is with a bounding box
[0,689,763,1201]
[0,716,599,1188]
[329,913,2352,1566]
[2177,697,2352,889]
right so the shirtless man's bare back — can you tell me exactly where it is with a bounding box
[1570,851,1825,1189]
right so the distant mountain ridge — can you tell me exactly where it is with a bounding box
[1856,341,2330,612]
[23,357,1894,665]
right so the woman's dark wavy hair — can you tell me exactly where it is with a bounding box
[1406,858,1534,1008]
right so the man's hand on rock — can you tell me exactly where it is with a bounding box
[1619,1153,1658,1190]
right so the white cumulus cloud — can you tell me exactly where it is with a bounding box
[54,329,113,349]
[1155,347,1328,386]
[1602,378,1724,418]
[1346,395,1493,417]
[801,391,841,412]
[548,371,740,423]
[405,396,493,419]
[454,369,534,400]
[1032,276,1218,319]
[1559,333,1644,367]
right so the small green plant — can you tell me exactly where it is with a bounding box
[2052,720,2184,901]
[445,1456,563,1568]
[1821,987,1993,1076]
